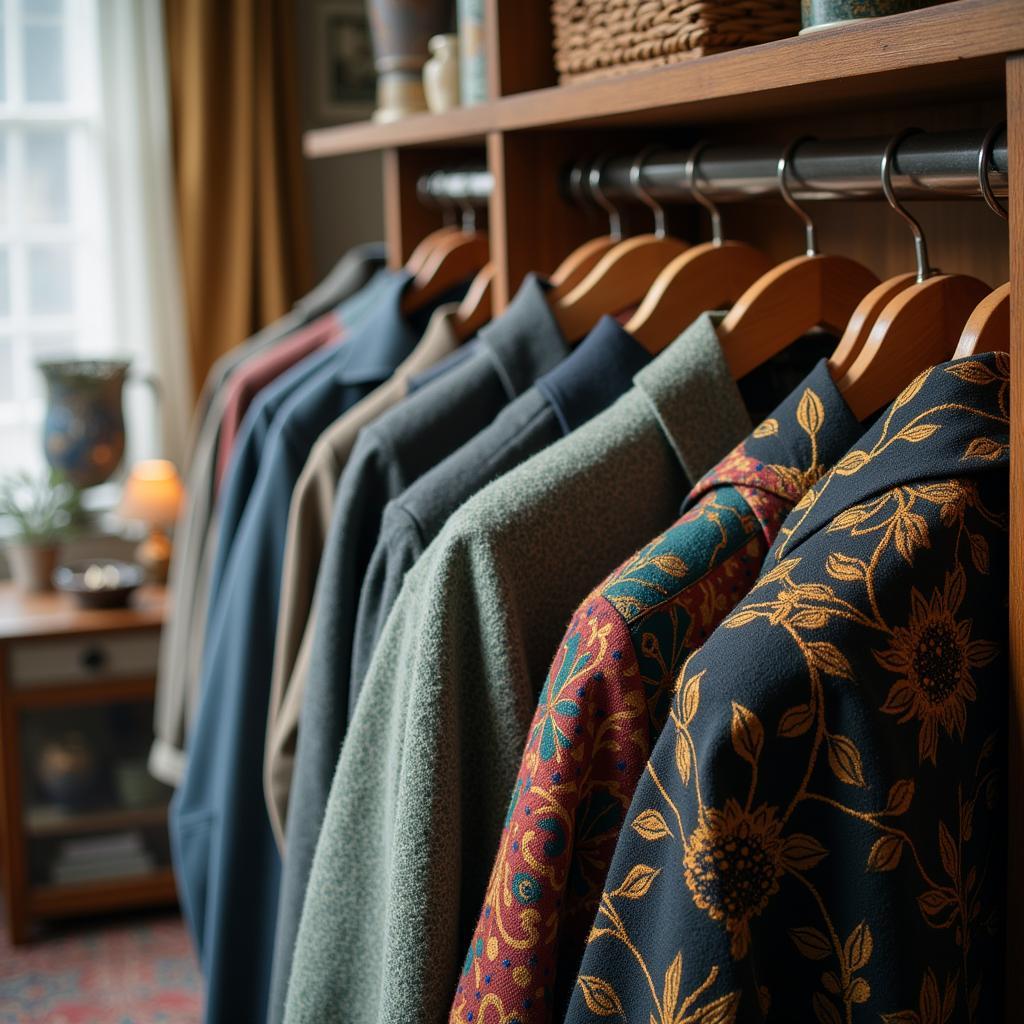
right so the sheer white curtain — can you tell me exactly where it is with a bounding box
[97,0,191,467]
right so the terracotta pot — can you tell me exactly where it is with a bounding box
[5,541,58,593]
[367,0,451,122]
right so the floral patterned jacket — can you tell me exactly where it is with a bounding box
[565,354,1010,1024]
[451,362,864,1024]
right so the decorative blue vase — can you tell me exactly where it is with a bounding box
[38,359,130,488]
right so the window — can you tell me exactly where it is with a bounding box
[0,0,116,477]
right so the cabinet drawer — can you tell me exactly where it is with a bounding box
[8,630,160,689]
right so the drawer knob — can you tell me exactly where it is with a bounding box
[80,647,107,672]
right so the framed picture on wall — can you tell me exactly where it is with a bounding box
[315,0,376,122]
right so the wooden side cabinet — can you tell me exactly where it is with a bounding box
[0,583,177,943]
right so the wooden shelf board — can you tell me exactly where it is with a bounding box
[0,584,165,642]
[303,0,1018,158]
[28,867,178,918]
[26,803,168,839]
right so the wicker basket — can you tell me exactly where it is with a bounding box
[552,0,801,83]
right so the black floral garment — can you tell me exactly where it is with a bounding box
[563,354,1010,1024]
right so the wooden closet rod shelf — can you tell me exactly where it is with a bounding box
[303,0,1020,159]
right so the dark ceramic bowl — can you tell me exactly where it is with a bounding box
[52,559,145,609]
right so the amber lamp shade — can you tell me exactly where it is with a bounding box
[117,460,184,583]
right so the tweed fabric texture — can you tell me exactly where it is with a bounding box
[265,302,462,850]
[350,317,652,741]
[565,355,1010,1023]
[266,275,570,1024]
[283,314,751,1024]
[451,361,862,1024]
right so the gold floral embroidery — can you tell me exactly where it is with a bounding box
[875,568,999,764]
[683,799,785,958]
[575,358,1009,1024]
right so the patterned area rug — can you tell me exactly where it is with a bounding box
[0,911,201,1023]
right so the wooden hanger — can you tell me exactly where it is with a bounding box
[826,272,918,380]
[404,172,462,275]
[402,187,489,315]
[548,162,617,298]
[955,281,1009,358]
[401,229,488,315]
[838,129,991,420]
[626,143,772,354]
[550,149,688,343]
[405,225,461,276]
[954,126,1010,359]
[716,138,879,380]
[453,262,495,342]
[548,236,617,297]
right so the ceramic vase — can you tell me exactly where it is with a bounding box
[38,359,130,489]
[424,34,460,112]
[367,0,451,122]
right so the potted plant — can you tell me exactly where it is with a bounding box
[0,470,82,592]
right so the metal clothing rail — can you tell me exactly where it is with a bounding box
[416,127,1008,208]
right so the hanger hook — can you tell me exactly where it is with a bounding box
[978,121,1008,221]
[881,128,933,283]
[568,160,599,225]
[684,141,723,246]
[453,167,477,233]
[428,170,457,228]
[588,155,623,242]
[629,145,667,238]
[778,136,817,256]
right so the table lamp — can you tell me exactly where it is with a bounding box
[117,460,183,583]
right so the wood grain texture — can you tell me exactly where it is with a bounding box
[1005,50,1023,1021]
[304,0,1020,157]
[484,0,556,99]
[0,641,29,943]
[28,868,178,918]
[487,131,600,311]
[11,677,156,709]
[0,585,165,641]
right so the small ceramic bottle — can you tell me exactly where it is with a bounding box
[423,34,460,113]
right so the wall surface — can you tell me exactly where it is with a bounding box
[295,0,384,280]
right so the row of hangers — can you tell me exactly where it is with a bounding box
[400,124,1009,422]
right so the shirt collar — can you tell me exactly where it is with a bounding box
[633,312,752,484]
[336,269,462,383]
[535,315,651,435]
[395,302,461,379]
[476,274,570,398]
[684,359,862,513]
[769,353,1011,561]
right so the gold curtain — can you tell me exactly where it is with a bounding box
[165,0,313,398]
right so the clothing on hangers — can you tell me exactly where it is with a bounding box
[170,268,465,1024]
[451,359,863,1024]
[266,299,465,849]
[265,272,573,1024]
[564,353,1009,1024]
[351,314,652,711]
[282,313,753,1024]
[150,246,386,786]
